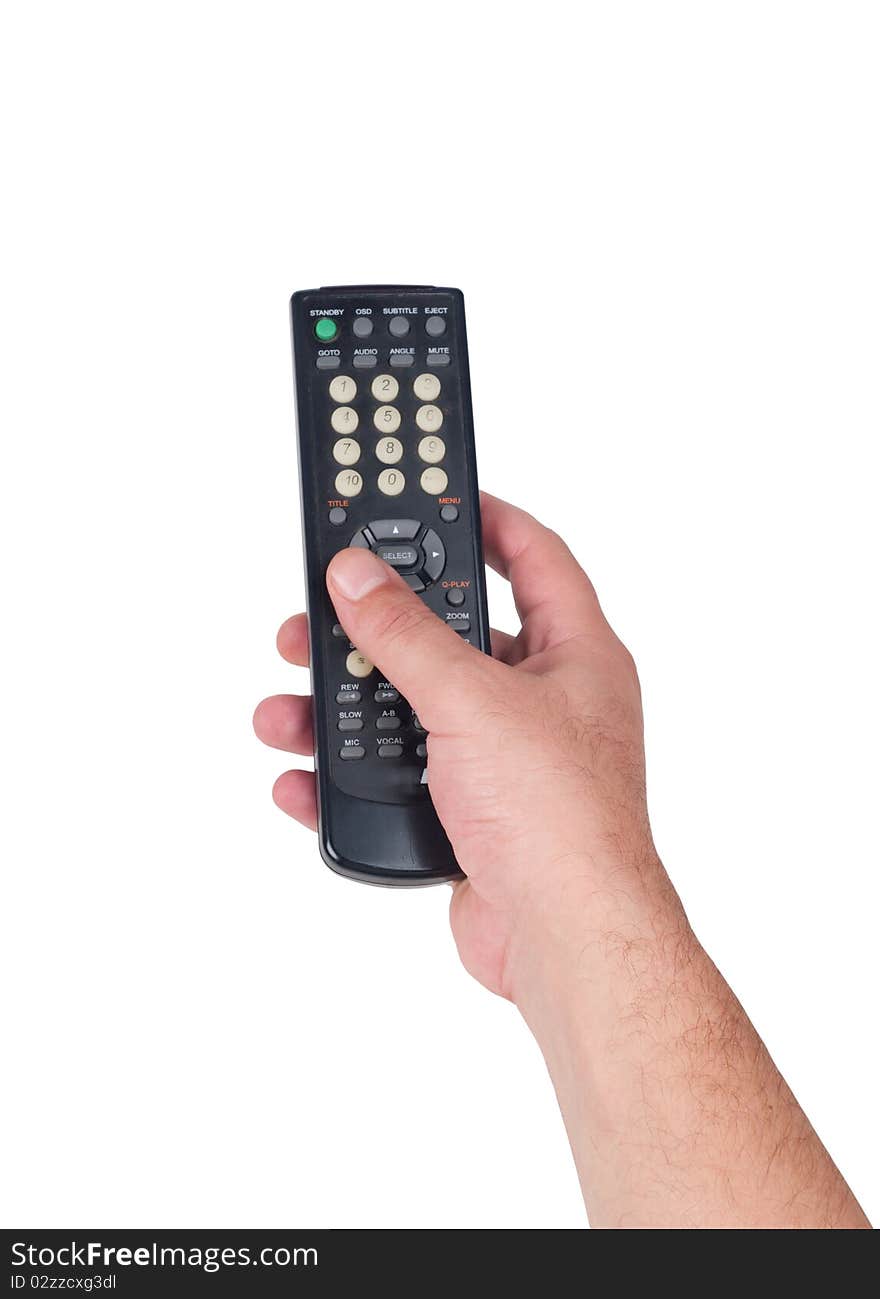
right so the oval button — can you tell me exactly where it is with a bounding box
[374,542,420,569]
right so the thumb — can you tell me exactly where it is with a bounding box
[326,547,492,730]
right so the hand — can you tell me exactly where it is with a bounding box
[254,490,869,1227]
[254,491,659,999]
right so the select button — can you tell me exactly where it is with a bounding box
[374,542,420,570]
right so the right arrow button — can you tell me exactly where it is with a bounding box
[421,528,447,584]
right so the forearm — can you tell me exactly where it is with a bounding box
[509,855,870,1229]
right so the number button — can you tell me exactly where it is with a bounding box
[375,437,403,465]
[415,404,443,432]
[420,466,448,495]
[413,373,441,402]
[373,405,401,433]
[418,436,445,464]
[335,469,363,496]
[329,375,356,403]
[330,405,359,434]
[371,374,399,402]
[333,439,361,466]
[377,468,405,496]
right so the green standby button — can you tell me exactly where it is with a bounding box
[314,317,338,342]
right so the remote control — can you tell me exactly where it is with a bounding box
[289,285,490,886]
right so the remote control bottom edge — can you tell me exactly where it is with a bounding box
[317,783,464,887]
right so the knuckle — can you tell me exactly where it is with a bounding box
[374,598,436,651]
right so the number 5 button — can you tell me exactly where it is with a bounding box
[374,405,401,433]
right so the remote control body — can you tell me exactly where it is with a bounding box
[290,285,490,886]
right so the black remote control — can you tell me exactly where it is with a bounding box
[290,285,491,886]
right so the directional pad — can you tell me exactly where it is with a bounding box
[348,519,447,592]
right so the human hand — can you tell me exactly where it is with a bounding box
[254,491,662,1000]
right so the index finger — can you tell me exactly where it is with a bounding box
[479,491,607,652]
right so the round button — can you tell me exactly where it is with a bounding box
[330,405,358,433]
[346,650,373,678]
[328,506,348,525]
[439,504,459,523]
[335,469,363,497]
[371,374,399,401]
[373,405,401,433]
[352,316,373,338]
[314,318,338,342]
[377,468,405,496]
[388,316,411,337]
[445,587,466,606]
[420,466,448,495]
[413,373,441,402]
[425,315,446,336]
[415,404,443,432]
[333,438,361,466]
[328,375,356,403]
[418,436,445,464]
[375,436,403,464]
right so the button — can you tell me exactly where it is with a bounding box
[420,529,445,581]
[447,613,470,633]
[349,529,371,549]
[413,373,441,402]
[331,622,348,637]
[353,317,374,338]
[376,714,401,730]
[314,318,338,342]
[412,714,427,733]
[339,743,365,760]
[418,436,445,464]
[426,352,450,367]
[345,650,373,678]
[328,375,356,403]
[336,688,361,704]
[377,468,405,496]
[388,316,411,337]
[371,374,399,401]
[353,353,377,368]
[335,469,363,496]
[373,405,401,433]
[377,742,403,758]
[439,504,458,523]
[420,467,448,495]
[375,541,419,568]
[333,438,360,465]
[331,406,359,434]
[416,742,428,759]
[375,436,403,465]
[328,506,348,525]
[337,716,363,731]
[368,519,421,540]
[403,574,425,591]
[316,354,341,369]
[425,315,446,336]
[445,587,466,606]
[390,352,414,367]
[374,687,399,702]
[415,404,443,432]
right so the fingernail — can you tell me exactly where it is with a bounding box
[327,548,390,601]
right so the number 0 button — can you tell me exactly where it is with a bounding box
[413,373,441,402]
[377,468,405,496]
[373,405,401,433]
[333,439,361,465]
[331,406,359,433]
[418,436,445,464]
[415,404,443,432]
[335,469,363,496]
[420,466,448,495]
[329,375,356,403]
[371,374,399,402]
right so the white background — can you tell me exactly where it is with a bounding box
[1,2,877,1229]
